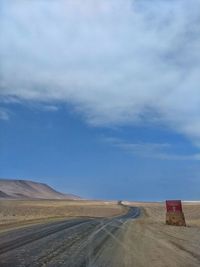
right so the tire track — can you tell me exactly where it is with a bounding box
[0,219,91,255]
[0,207,140,267]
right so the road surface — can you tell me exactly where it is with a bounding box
[0,207,140,267]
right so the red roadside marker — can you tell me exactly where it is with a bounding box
[165,200,186,226]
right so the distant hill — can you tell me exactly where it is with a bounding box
[0,179,80,200]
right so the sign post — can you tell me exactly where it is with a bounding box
[166,200,186,226]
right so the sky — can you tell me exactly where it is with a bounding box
[1,0,200,200]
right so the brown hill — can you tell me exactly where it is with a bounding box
[0,179,80,200]
[0,190,10,198]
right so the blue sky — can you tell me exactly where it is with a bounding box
[1,0,200,200]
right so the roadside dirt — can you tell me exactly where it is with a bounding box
[0,200,126,233]
[1,200,200,266]
[109,202,200,267]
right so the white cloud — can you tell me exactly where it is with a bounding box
[1,0,200,143]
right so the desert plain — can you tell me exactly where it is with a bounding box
[0,199,200,266]
[0,199,126,232]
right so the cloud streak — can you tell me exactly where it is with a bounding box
[1,0,200,143]
[0,108,9,121]
[104,137,200,161]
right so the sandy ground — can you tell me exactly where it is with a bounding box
[108,202,200,267]
[0,199,126,232]
[1,200,200,266]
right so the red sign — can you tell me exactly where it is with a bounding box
[166,200,182,212]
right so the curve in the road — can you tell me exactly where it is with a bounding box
[0,206,140,267]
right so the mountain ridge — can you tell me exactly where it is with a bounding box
[0,179,80,200]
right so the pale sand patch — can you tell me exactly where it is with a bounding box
[109,202,200,267]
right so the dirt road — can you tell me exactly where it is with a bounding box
[1,202,200,267]
[0,207,140,267]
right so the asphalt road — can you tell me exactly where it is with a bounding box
[0,207,140,267]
